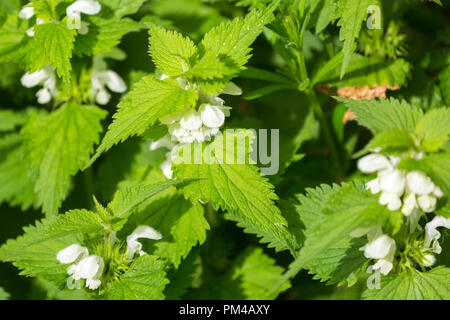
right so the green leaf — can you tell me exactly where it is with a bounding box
[0,13,27,63]
[32,0,59,21]
[200,3,276,79]
[108,179,195,219]
[355,128,417,157]
[0,217,82,287]
[102,255,168,300]
[336,0,369,78]
[149,24,197,76]
[173,130,297,253]
[45,209,105,239]
[22,104,107,216]
[164,250,200,299]
[438,66,450,106]
[88,76,198,166]
[126,194,209,267]
[0,109,28,131]
[26,21,76,88]
[99,0,147,18]
[265,181,401,298]
[0,287,10,300]
[337,97,423,135]
[415,108,450,152]
[362,267,450,300]
[182,51,237,81]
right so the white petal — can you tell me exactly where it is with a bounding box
[406,171,435,195]
[379,192,402,211]
[417,194,437,213]
[126,225,162,259]
[74,255,104,280]
[373,259,393,275]
[179,109,202,130]
[160,74,170,80]
[401,193,418,216]
[56,244,88,264]
[96,89,111,105]
[21,70,48,88]
[160,159,173,179]
[104,70,127,93]
[424,216,450,253]
[85,279,101,290]
[36,18,44,25]
[199,104,225,128]
[78,21,90,35]
[366,178,380,194]
[192,129,206,142]
[36,88,52,104]
[357,154,392,173]
[433,186,444,198]
[422,254,436,267]
[379,169,406,195]
[221,82,242,95]
[26,27,35,37]
[67,0,101,17]
[19,5,35,20]
[363,234,395,260]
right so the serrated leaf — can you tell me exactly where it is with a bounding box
[336,0,369,78]
[355,128,416,157]
[89,76,198,165]
[173,130,297,253]
[125,194,209,267]
[415,108,450,152]
[108,179,195,219]
[102,255,168,300]
[99,0,146,18]
[22,104,107,216]
[337,97,423,135]
[362,267,450,300]
[149,24,197,76]
[45,209,105,239]
[26,21,76,88]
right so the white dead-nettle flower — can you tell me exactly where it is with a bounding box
[126,225,162,259]
[21,65,57,104]
[159,75,240,144]
[424,216,450,254]
[422,253,436,267]
[359,227,396,275]
[56,244,104,290]
[18,3,42,37]
[66,0,101,34]
[359,154,443,214]
[91,70,127,105]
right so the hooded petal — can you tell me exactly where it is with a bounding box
[363,234,395,260]
[74,255,104,280]
[126,225,162,259]
[179,109,202,130]
[406,171,435,195]
[104,70,127,93]
[56,244,89,264]
[357,154,392,173]
[199,104,225,128]
[379,169,406,195]
[67,0,101,18]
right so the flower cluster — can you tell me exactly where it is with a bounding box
[160,78,241,144]
[358,153,443,214]
[21,65,57,104]
[18,0,101,36]
[56,225,161,290]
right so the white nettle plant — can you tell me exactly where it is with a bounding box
[56,225,162,290]
[151,75,242,179]
[19,0,101,36]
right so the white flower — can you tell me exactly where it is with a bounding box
[365,178,380,194]
[379,192,402,211]
[199,104,226,128]
[360,228,396,275]
[126,225,162,259]
[71,255,104,290]
[19,3,35,19]
[417,194,437,213]
[160,158,173,179]
[56,244,88,264]
[179,109,203,131]
[378,169,406,195]
[422,254,436,267]
[433,186,444,198]
[357,154,392,173]
[66,0,101,19]
[401,193,418,216]
[424,216,450,254]
[91,70,127,105]
[406,171,436,195]
[21,65,57,104]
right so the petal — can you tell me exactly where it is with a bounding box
[401,193,417,216]
[417,194,437,213]
[366,178,380,194]
[67,0,101,17]
[75,255,104,279]
[406,171,435,195]
[126,225,162,259]
[86,279,102,290]
[379,169,406,195]
[373,259,393,275]
[36,88,52,104]
[96,89,111,105]
[19,5,35,20]
[199,104,225,128]
[357,154,392,173]
[160,159,173,179]
[424,216,450,251]
[422,254,436,267]
[105,71,127,93]
[363,235,395,259]
[21,70,48,88]
[179,109,202,130]
[433,186,444,198]
[56,244,89,264]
